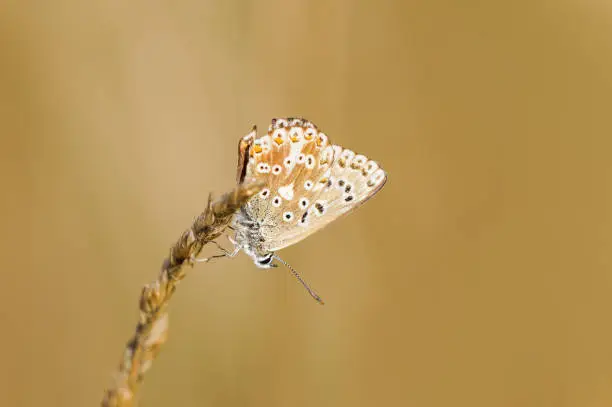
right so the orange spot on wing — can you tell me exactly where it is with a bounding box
[274,136,283,145]
[290,134,299,142]
[253,145,263,154]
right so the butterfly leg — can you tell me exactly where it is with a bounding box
[213,239,240,258]
[192,240,239,263]
[191,253,226,264]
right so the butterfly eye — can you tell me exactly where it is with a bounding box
[282,211,294,222]
[272,196,282,207]
[257,254,274,267]
[304,180,313,190]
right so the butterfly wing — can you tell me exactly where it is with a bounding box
[238,118,387,252]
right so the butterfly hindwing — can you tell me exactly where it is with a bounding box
[238,118,386,252]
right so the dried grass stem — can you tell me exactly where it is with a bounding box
[101,183,262,407]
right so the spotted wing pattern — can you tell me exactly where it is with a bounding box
[237,117,386,252]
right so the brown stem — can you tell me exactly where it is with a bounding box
[101,182,262,407]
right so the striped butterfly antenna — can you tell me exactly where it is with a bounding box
[273,254,324,305]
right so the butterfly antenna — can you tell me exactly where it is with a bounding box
[273,255,325,305]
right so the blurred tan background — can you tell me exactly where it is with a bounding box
[1,1,612,406]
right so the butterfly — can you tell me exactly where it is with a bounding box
[224,118,386,303]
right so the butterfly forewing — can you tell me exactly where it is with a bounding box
[238,118,386,252]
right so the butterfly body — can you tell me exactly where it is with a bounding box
[231,118,387,268]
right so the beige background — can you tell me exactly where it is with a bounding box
[1,1,612,406]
